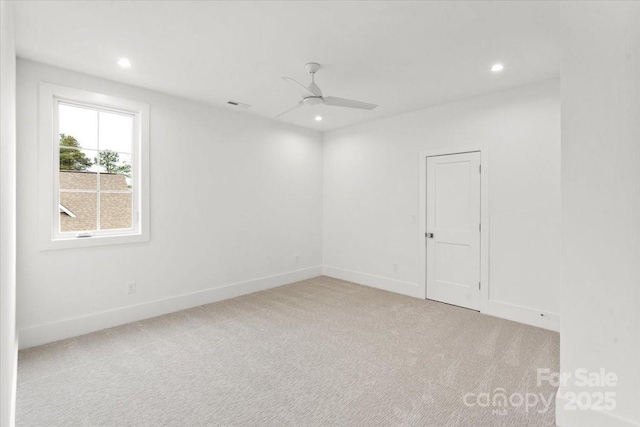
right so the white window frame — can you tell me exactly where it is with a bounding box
[38,83,150,250]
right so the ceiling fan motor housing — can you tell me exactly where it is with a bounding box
[303,96,323,106]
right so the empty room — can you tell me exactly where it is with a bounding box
[1,1,639,426]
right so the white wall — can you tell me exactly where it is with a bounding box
[558,3,640,427]
[323,80,561,330]
[0,1,17,426]
[17,59,323,348]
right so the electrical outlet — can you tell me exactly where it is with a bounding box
[295,255,299,264]
[392,263,398,272]
[410,214,416,224]
[127,282,136,294]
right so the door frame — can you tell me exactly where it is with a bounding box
[418,146,490,312]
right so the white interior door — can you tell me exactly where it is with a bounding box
[426,152,481,310]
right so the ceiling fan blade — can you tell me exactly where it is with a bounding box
[323,96,377,110]
[275,101,303,118]
[282,77,317,98]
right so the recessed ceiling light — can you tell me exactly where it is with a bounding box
[117,58,132,69]
[315,116,322,122]
[491,63,504,72]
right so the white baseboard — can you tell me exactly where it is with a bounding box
[483,299,560,332]
[322,265,560,332]
[322,265,423,298]
[18,266,322,349]
[556,388,640,427]
[19,265,560,349]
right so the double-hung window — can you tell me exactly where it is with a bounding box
[39,83,149,249]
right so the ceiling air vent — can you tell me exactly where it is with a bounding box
[227,100,251,109]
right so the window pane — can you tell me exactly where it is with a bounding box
[58,104,98,150]
[99,111,133,154]
[59,172,97,192]
[97,151,132,187]
[100,193,132,230]
[59,191,97,232]
[59,147,98,192]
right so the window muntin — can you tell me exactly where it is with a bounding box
[55,101,136,238]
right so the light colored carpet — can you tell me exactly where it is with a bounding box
[17,276,559,426]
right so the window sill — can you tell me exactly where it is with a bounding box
[40,231,149,251]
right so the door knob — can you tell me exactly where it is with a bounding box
[426,232,434,238]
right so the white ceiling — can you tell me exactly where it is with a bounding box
[13,1,560,131]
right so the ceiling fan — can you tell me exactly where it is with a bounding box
[276,62,378,117]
